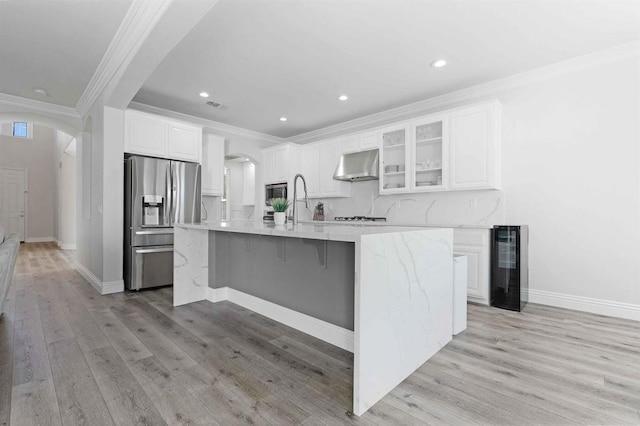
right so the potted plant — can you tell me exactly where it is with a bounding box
[269,198,289,225]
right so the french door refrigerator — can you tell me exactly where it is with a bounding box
[124,155,201,290]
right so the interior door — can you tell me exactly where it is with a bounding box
[0,168,26,242]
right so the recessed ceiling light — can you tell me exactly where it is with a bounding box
[431,59,447,68]
[338,95,349,101]
[33,88,48,96]
[199,92,210,98]
[279,117,288,122]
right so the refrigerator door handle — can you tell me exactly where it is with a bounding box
[165,161,173,226]
[135,247,174,254]
[134,229,174,236]
[171,162,178,225]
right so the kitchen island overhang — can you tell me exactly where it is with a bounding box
[173,221,454,416]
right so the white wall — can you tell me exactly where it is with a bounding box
[55,131,76,249]
[500,56,639,308]
[0,124,56,241]
[75,102,125,293]
[314,53,640,316]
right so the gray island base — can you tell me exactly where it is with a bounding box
[174,220,454,416]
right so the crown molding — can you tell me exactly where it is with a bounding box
[75,0,172,117]
[286,40,640,144]
[128,102,284,143]
[0,93,81,119]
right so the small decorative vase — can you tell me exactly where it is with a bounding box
[274,212,286,225]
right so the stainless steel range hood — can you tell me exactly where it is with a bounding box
[333,149,379,181]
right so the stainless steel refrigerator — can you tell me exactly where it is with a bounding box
[124,155,201,290]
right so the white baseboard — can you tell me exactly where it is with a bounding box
[74,262,124,295]
[25,237,55,243]
[58,242,76,250]
[206,286,355,352]
[101,280,125,294]
[527,289,640,322]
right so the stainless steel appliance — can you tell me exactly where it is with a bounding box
[333,149,380,181]
[124,155,201,290]
[334,216,387,222]
[265,182,287,205]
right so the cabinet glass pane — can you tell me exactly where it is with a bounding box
[414,121,443,188]
[382,128,406,190]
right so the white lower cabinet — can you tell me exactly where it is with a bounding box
[453,228,490,305]
[202,134,225,196]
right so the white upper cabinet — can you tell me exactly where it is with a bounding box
[379,123,410,194]
[167,122,202,162]
[124,110,167,157]
[319,139,350,198]
[379,100,501,194]
[449,101,501,190]
[242,162,256,206]
[263,143,299,185]
[201,133,225,196]
[273,145,291,183]
[300,143,321,197]
[358,131,379,149]
[341,131,379,154]
[410,115,448,192]
[124,110,202,163]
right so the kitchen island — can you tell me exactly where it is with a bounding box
[173,220,454,416]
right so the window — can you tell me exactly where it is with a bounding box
[12,122,28,138]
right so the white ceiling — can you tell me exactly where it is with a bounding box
[0,0,638,136]
[134,0,640,138]
[0,0,132,107]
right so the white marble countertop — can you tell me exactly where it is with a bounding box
[175,220,449,242]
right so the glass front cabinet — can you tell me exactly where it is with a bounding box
[380,124,410,193]
[378,100,501,194]
[379,116,448,194]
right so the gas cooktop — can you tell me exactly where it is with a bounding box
[334,216,387,222]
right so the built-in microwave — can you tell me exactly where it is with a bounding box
[265,182,287,205]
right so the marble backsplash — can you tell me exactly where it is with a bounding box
[205,180,505,227]
[299,181,505,226]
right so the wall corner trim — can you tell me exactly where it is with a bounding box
[206,287,355,352]
[74,262,125,295]
[527,289,640,322]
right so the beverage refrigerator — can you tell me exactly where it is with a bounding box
[490,225,529,311]
[124,155,201,290]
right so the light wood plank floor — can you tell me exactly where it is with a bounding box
[0,242,638,425]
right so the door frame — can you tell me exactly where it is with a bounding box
[0,167,28,242]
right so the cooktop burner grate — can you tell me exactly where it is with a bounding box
[334,216,387,222]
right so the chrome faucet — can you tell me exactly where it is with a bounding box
[292,174,309,225]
